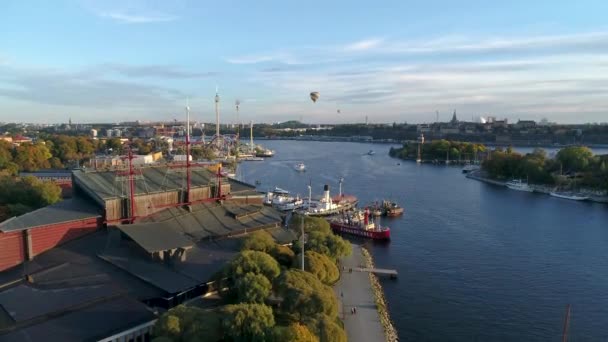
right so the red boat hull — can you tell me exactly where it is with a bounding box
[330,223,391,240]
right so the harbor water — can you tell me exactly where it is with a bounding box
[238,140,608,341]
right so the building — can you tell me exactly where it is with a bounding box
[0,165,287,340]
[91,128,98,138]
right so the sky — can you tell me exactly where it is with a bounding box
[1,0,608,124]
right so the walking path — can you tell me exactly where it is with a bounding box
[334,244,386,342]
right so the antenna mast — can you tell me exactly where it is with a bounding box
[215,86,220,147]
[186,100,191,205]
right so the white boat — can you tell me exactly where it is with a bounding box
[550,192,589,201]
[294,163,306,172]
[273,187,290,195]
[506,179,533,192]
[276,197,304,211]
[367,150,375,155]
[462,164,478,173]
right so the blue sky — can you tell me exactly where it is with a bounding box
[1,0,608,124]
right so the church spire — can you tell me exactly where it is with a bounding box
[450,110,458,124]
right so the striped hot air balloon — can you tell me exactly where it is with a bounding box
[310,92,320,103]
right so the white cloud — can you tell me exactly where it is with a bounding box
[99,11,176,23]
[344,38,384,51]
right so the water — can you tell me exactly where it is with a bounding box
[238,140,608,341]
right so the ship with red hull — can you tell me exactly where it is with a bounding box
[328,209,390,240]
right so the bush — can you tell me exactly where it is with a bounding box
[221,303,275,342]
[295,251,339,285]
[241,230,276,253]
[235,272,272,304]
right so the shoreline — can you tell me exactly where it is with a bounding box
[466,170,608,203]
[361,246,399,342]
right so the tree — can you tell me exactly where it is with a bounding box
[235,272,272,304]
[270,244,295,267]
[305,230,352,261]
[295,251,339,285]
[241,230,275,253]
[556,146,594,173]
[152,305,222,342]
[306,315,347,342]
[227,250,281,281]
[0,175,61,218]
[221,303,275,342]
[289,214,331,235]
[12,143,52,171]
[274,269,338,322]
[272,323,319,342]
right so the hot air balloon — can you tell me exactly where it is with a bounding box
[310,92,320,103]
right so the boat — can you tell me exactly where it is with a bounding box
[299,184,350,216]
[382,200,404,217]
[367,150,375,155]
[273,187,290,195]
[294,163,306,172]
[549,192,589,201]
[462,164,478,173]
[328,209,390,240]
[256,149,275,158]
[275,196,304,211]
[506,179,533,192]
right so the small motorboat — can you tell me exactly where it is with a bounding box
[367,150,375,155]
[294,163,306,172]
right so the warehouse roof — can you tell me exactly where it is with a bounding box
[0,198,101,232]
[0,291,155,342]
[73,165,218,200]
[117,222,193,253]
[139,202,283,241]
[73,165,257,201]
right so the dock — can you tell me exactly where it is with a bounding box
[350,267,398,278]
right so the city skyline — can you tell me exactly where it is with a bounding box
[1,0,608,124]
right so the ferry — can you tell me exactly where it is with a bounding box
[506,179,533,192]
[328,209,390,240]
[294,163,306,172]
[549,192,589,201]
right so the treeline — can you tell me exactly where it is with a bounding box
[152,216,352,342]
[0,175,62,222]
[389,140,487,161]
[482,146,608,190]
[0,135,162,174]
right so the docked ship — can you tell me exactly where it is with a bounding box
[300,184,357,216]
[264,187,304,211]
[549,191,589,201]
[256,149,275,158]
[382,200,404,217]
[328,209,390,240]
[506,179,533,192]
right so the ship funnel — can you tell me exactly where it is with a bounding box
[323,184,330,203]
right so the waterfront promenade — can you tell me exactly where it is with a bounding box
[334,244,387,342]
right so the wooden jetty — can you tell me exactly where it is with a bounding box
[352,267,398,279]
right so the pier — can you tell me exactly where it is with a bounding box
[349,267,398,279]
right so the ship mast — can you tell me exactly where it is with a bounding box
[186,100,191,205]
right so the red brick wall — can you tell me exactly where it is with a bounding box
[0,231,25,271]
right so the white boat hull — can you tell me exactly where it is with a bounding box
[550,192,589,201]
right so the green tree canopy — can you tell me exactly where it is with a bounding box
[305,230,352,261]
[270,244,295,267]
[274,269,338,322]
[305,315,347,342]
[235,272,272,304]
[272,323,319,342]
[556,146,594,173]
[227,250,281,281]
[0,175,62,220]
[241,230,276,253]
[152,305,222,342]
[221,303,275,342]
[295,251,339,285]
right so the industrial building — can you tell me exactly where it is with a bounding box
[0,164,293,341]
